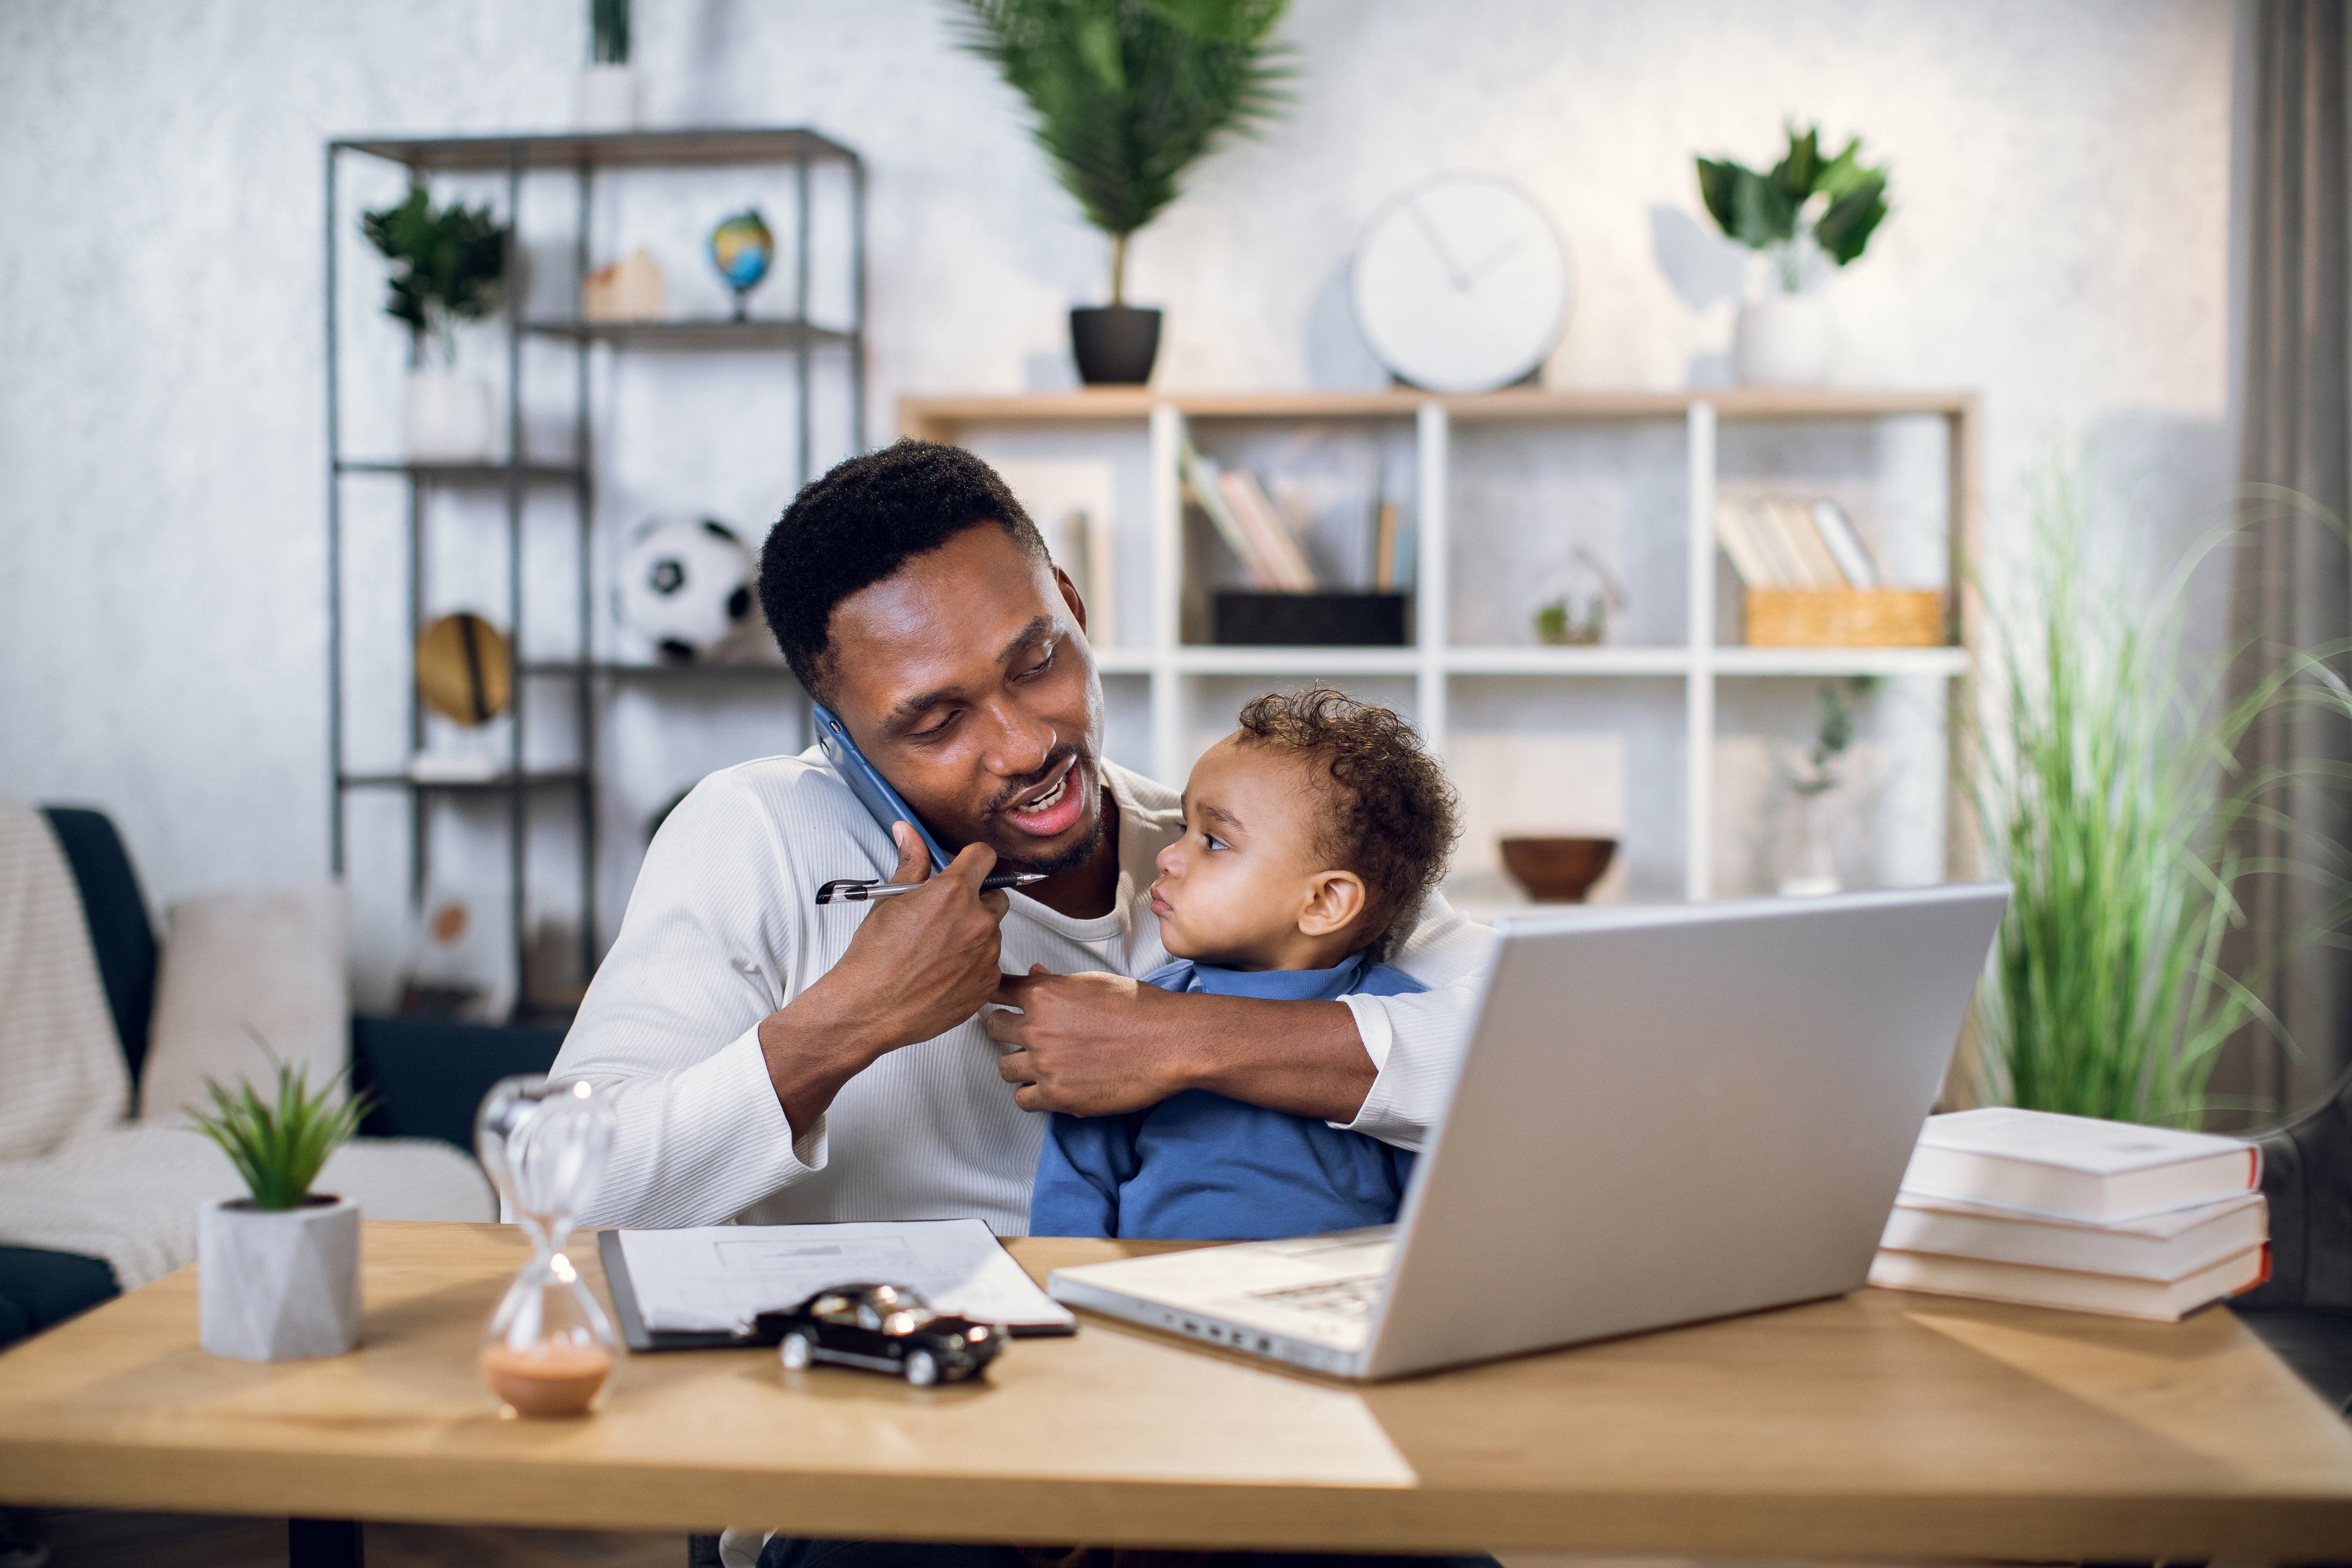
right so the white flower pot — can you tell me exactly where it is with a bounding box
[404,369,494,464]
[198,1195,361,1361]
[575,65,639,131]
[1734,293,1836,388]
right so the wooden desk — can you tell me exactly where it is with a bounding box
[2,1222,2349,1562]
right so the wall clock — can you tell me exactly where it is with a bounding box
[1350,173,1572,394]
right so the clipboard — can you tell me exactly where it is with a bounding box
[595,1226,1079,1353]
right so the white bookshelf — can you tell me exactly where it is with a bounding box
[903,388,1981,910]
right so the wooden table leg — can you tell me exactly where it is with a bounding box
[288,1517,363,1568]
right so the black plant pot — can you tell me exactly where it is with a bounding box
[1069,306,1162,386]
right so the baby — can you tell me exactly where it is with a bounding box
[1030,687,1461,1241]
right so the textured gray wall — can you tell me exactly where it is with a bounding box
[0,1,2236,981]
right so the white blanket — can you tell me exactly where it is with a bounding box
[0,801,131,1160]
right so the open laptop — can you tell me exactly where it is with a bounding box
[1046,883,2010,1380]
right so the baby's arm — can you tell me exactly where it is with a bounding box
[1028,1110,1144,1238]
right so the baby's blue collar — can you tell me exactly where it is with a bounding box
[1165,952,1368,1001]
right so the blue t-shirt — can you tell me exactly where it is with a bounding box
[1028,953,1427,1240]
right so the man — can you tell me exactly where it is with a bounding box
[555,439,1491,1234]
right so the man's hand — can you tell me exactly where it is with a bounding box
[758,824,1010,1132]
[986,967,1182,1115]
[987,967,1378,1123]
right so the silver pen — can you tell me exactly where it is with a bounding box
[815,872,1047,905]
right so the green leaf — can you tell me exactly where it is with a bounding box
[1814,173,1888,265]
[1694,156,1742,235]
[1813,137,1872,201]
[1728,164,1797,249]
[1770,123,1821,204]
[183,1036,371,1210]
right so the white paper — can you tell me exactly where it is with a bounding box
[616,1219,1075,1333]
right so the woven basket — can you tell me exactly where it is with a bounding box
[1744,588,1947,648]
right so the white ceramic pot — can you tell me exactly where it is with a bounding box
[1734,293,1836,388]
[575,65,639,131]
[404,369,494,464]
[198,1195,361,1361]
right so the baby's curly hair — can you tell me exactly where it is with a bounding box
[1234,687,1461,960]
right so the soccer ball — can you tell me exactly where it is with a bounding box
[615,514,755,662]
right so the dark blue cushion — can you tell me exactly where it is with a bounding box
[352,1014,567,1153]
[37,806,157,1085]
[0,1247,119,1352]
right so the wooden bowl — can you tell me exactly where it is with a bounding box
[1499,836,1618,903]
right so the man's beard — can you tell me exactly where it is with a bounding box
[981,744,1106,877]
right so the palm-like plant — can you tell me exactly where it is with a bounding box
[1970,468,2352,1126]
[951,0,1294,305]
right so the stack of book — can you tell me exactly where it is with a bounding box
[1869,1107,2269,1321]
[1179,441,1320,591]
[1715,496,1879,590]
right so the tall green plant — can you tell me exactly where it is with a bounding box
[360,186,509,368]
[1695,124,1890,293]
[951,0,1295,304]
[1970,467,2352,1126]
[590,0,630,64]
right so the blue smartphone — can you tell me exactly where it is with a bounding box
[812,703,951,875]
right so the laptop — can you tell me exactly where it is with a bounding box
[1046,883,2010,1380]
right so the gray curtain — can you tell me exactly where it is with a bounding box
[2223,0,2352,1125]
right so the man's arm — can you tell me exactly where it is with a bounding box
[988,895,1496,1142]
[554,776,1009,1229]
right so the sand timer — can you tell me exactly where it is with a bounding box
[475,1076,619,1417]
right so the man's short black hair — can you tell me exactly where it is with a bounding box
[760,440,1049,701]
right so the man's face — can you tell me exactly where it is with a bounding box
[824,524,1107,875]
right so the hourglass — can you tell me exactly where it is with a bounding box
[475,1076,620,1417]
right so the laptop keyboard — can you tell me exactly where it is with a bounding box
[1248,1274,1384,1319]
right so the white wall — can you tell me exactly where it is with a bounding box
[0,0,2236,983]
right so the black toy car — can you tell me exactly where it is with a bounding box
[753,1283,1005,1386]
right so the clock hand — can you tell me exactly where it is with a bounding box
[1404,199,1473,291]
[1460,233,1531,289]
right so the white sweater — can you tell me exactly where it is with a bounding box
[553,752,1496,1232]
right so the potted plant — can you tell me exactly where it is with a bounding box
[1694,125,1890,388]
[953,0,1294,385]
[576,0,636,131]
[361,186,509,462]
[1779,680,1866,897]
[190,1058,370,1360]
[1969,469,2352,1126]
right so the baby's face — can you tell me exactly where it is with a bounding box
[1148,734,1339,969]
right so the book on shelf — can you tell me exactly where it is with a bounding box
[1178,443,1280,590]
[1879,1189,2267,1280]
[1373,499,1401,592]
[1768,498,1849,587]
[1714,501,1778,587]
[1867,1242,2269,1322]
[1899,1107,2263,1222]
[1216,469,1317,590]
[1809,499,1879,587]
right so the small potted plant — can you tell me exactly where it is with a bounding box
[361,186,509,462]
[576,0,636,130]
[190,1057,370,1361]
[1779,680,1866,896]
[953,0,1294,385]
[1695,125,1890,388]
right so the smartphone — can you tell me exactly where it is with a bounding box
[812,703,950,875]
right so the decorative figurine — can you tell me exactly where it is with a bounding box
[707,208,774,320]
[757,1284,1006,1386]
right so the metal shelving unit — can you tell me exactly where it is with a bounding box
[326,127,865,1017]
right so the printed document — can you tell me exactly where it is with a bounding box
[614,1219,1075,1333]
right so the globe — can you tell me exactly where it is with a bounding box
[708,209,774,318]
